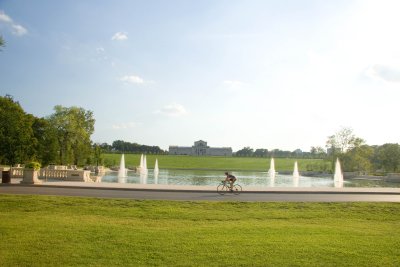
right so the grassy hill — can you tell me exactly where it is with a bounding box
[102,153,331,172]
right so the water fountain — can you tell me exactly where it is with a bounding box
[154,159,159,175]
[334,158,344,188]
[118,154,127,178]
[139,154,144,171]
[269,158,276,179]
[142,155,148,174]
[293,161,300,187]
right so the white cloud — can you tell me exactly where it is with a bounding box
[112,122,137,129]
[364,64,400,83]
[11,24,27,36]
[155,103,187,117]
[0,10,27,36]
[111,32,128,41]
[120,75,145,84]
[0,11,12,23]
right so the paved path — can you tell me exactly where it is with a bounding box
[1,183,400,202]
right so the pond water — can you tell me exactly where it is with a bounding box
[95,169,400,188]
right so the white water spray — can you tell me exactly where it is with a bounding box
[269,158,276,179]
[293,161,300,187]
[118,154,127,178]
[334,158,344,188]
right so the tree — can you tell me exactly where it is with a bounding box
[326,127,366,171]
[93,144,103,166]
[0,95,36,165]
[0,35,4,50]
[310,146,326,159]
[342,145,373,173]
[31,117,59,165]
[254,148,268,157]
[48,105,95,165]
[373,143,400,172]
[235,147,254,157]
[326,127,364,154]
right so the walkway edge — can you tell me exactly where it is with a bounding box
[2,183,400,195]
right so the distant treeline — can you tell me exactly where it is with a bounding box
[233,147,326,159]
[98,140,167,155]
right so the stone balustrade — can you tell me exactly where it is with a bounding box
[40,169,69,180]
[10,167,24,178]
[8,167,93,182]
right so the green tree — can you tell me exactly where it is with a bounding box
[342,145,373,173]
[0,95,36,165]
[310,146,326,159]
[373,143,400,172]
[326,127,366,171]
[32,117,59,165]
[235,147,254,157]
[326,127,364,154]
[0,35,4,50]
[48,105,95,165]
[254,148,268,157]
[93,143,103,166]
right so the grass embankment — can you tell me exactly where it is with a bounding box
[0,195,399,266]
[103,154,329,172]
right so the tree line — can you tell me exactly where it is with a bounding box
[234,127,400,173]
[1,95,399,173]
[0,95,165,167]
[234,147,326,159]
[98,140,166,154]
[326,127,400,174]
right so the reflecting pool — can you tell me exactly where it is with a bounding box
[94,169,400,188]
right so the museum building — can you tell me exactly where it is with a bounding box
[169,140,232,156]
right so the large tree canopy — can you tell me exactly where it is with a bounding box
[373,143,400,172]
[32,117,59,165]
[0,95,35,165]
[48,105,95,165]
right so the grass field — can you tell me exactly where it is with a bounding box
[103,153,330,172]
[0,194,399,266]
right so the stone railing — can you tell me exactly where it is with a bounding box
[9,167,92,182]
[39,169,69,180]
[10,167,24,178]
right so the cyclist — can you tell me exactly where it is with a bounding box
[224,172,236,191]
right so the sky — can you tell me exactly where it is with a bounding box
[1,0,400,152]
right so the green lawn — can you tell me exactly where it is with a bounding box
[0,195,399,266]
[103,154,329,172]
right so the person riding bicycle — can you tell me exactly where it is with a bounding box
[224,172,236,191]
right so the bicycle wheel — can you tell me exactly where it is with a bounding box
[232,184,242,195]
[217,183,228,195]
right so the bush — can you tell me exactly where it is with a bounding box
[25,161,41,170]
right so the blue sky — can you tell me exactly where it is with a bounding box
[1,0,400,151]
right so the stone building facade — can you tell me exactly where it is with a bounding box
[169,140,232,156]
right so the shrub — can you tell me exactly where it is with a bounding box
[25,162,41,171]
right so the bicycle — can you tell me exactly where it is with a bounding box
[217,180,242,195]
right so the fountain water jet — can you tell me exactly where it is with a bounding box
[334,158,344,188]
[293,161,300,187]
[293,161,300,179]
[269,158,276,179]
[154,159,159,175]
[139,154,144,170]
[118,154,127,178]
[142,155,148,174]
